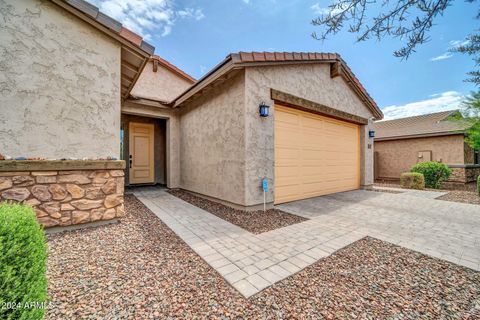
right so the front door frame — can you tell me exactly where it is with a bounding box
[128,122,155,184]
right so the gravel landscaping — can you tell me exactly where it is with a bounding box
[167,189,307,234]
[375,182,480,205]
[375,180,477,192]
[437,191,480,205]
[46,195,480,319]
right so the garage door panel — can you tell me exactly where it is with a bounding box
[276,130,300,147]
[276,166,300,179]
[276,147,299,160]
[275,109,300,125]
[302,180,351,193]
[274,104,360,204]
[275,185,301,203]
[300,172,356,184]
[299,165,356,176]
[302,118,324,130]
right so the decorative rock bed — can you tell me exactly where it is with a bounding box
[45,195,480,319]
[0,160,126,228]
[168,189,308,234]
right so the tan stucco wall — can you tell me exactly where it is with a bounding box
[0,0,121,159]
[130,61,193,102]
[179,71,246,206]
[121,102,180,188]
[374,134,466,179]
[244,64,376,206]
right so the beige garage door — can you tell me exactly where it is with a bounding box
[275,104,360,204]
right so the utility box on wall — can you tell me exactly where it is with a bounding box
[417,150,432,163]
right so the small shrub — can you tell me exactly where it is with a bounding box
[0,203,48,320]
[411,161,452,189]
[400,172,425,190]
[477,176,480,195]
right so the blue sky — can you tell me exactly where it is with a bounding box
[89,0,478,119]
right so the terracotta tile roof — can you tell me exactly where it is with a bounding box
[374,110,472,140]
[230,52,339,63]
[223,52,382,118]
[151,55,196,83]
[55,0,154,55]
[119,27,143,47]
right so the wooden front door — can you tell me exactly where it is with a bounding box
[129,122,154,184]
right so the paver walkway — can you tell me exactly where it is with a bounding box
[135,189,480,298]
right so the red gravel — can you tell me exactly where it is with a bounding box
[167,189,307,234]
[437,191,480,205]
[46,195,480,319]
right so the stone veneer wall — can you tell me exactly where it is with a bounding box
[0,161,125,228]
[449,166,480,183]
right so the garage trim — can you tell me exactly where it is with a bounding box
[271,89,368,125]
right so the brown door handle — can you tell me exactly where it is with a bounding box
[129,159,132,168]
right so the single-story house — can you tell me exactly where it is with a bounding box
[374,110,480,183]
[0,0,383,228]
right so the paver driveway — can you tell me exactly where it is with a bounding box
[135,189,480,298]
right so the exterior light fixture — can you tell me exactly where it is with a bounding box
[369,130,375,138]
[259,102,270,117]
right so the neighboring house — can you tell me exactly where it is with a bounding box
[374,110,480,184]
[0,0,383,228]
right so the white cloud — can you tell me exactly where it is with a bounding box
[381,91,465,120]
[311,2,343,15]
[449,39,470,47]
[430,39,470,62]
[199,65,207,74]
[430,52,453,61]
[88,0,204,39]
[177,8,205,21]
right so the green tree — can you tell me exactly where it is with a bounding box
[462,90,480,149]
[312,0,480,85]
[451,33,480,84]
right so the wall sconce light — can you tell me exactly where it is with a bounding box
[259,102,270,117]
[369,130,375,138]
